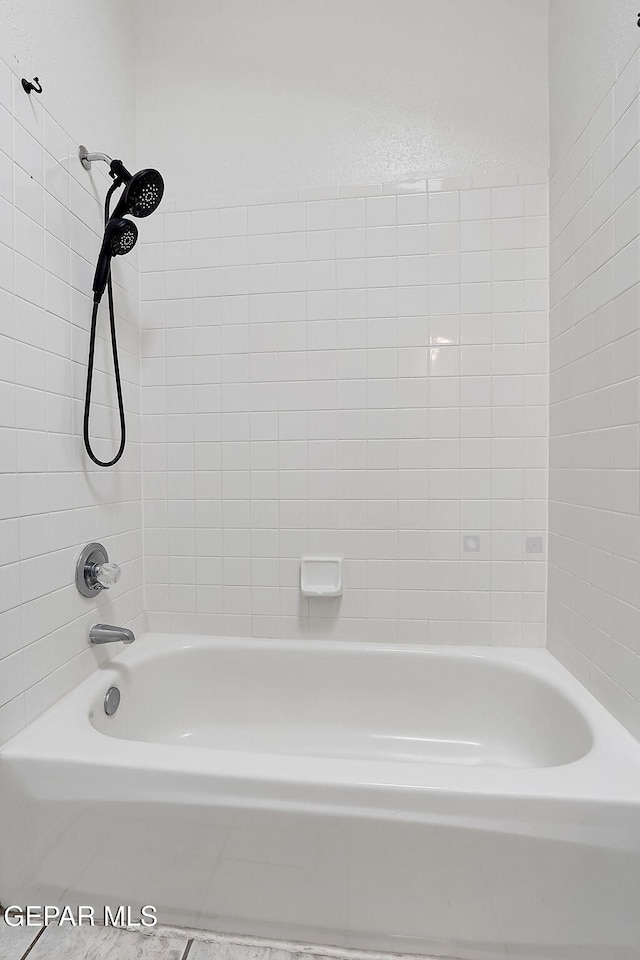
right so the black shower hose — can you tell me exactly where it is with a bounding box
[83,183,127,467]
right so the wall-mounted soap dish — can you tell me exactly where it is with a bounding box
[300,557,343,597]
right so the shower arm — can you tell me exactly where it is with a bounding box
[79,145,113,171]
[79,147,137,191]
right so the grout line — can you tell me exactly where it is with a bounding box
[181,939,194,960]
[18,925,47,960]
[157,926,445,960]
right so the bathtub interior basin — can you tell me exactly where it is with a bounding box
[89,639,593,769]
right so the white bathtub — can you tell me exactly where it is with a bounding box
[2,634,640,960]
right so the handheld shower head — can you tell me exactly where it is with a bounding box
[79,145,164,468]
[92,216,138,303]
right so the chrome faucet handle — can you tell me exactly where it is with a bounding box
[76,543,122,597]
[93,561,121,589]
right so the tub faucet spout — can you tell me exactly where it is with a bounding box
[89,623,135,645]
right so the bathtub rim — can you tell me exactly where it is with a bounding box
[3,633,640,808]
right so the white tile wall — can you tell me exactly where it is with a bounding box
[0,49,552,745]
[548,36,640,738]
[0,53,143,744]
[141,173,549,645]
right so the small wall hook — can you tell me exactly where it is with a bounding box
[21,77,43,95]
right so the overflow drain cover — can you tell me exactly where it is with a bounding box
[104,686,121,716]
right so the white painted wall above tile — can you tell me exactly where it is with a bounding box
[549,0,640,169]
[135,0,549,198]
[0,0,137,167]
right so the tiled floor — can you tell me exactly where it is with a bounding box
[0,922,437,960]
